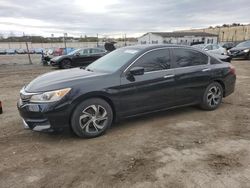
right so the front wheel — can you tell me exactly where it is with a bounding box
[200,82,223,110]
[71,98,113,138]
[60,59,72,69]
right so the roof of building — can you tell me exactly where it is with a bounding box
[140,32,218,38]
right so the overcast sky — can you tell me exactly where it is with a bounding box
[0,0,249,38]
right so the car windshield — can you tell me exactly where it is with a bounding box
[86,48,140,73]
[193,44,205,49]
[236,41,250,47]
[67,49,80,55]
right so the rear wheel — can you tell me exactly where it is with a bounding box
[61,59,72,69]
[200,82,223,110]
[71,98,113,138]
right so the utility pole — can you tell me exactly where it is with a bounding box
[23,32,32,64]
[124,33,127,46]
[64,33,67,54]
[234,30,237,42]
[96,33,99,47]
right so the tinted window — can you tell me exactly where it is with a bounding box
[236,40,250,47]
[91,48,105,54]
[173,48,208,67]
[132,49,171,72]
[78,49,91,55]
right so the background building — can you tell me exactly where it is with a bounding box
[138,32,218,45]
[180,24,250,42]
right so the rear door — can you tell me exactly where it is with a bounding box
[171,48,211,105]
[119,48,176,116]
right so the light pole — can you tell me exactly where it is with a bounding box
[64,33,67,54]
[96,33,99,47]
[124,33,127,46]
[51,34,54,47]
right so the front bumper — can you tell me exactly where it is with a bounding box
[50,60,59,67]
[229,51,249,59]
[17,99,72,132]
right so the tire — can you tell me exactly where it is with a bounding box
[200,82,223,111]
[71,98,113,138]
[61,59,72,69]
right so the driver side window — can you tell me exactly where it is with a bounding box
[131,49,171,73]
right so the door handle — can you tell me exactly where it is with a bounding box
[202,68,211,72]
[164,74,175,79]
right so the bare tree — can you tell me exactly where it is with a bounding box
[23,33,32,64]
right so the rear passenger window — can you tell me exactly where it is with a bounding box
[173,48,208,67]
[210,56,222,64]
[133,49,171,72]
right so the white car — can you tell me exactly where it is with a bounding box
[193,44,227,55]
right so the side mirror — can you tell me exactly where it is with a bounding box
[75,52,80,56]
[129,67,144,76]
[204,48,209,51]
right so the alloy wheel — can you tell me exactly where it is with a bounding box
[207,86,222,107]
[62,60,71,69]
[79,105,108,134]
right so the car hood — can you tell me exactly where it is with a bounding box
[25,68,107,92]
[211,53,226,58]
[229,46,249,52]
[51,55,68,61]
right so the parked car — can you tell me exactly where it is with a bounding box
[219,42,235,50]
[6,49,16,54]
[0,48,6,55]
[50,48,108,69]
[34,48,44,54]
[228,40,250,60]
[193,44,227,55]
[28,48,35,54]
[193,44,230,62]
[17,45,236,138]
[210,53,232,63]
[16,49,26,54]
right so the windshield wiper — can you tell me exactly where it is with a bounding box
[79,66,94,72]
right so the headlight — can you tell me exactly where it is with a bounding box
[243,49,250,53]
[30,88,71,103]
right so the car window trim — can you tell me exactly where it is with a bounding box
[122,47,210,76]
[123,47,172,73]
[171,47,210,69]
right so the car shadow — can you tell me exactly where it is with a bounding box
[111,105,199,131]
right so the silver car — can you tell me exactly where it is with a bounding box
[193,44,227,55]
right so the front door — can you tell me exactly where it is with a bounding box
[119,48,176,117]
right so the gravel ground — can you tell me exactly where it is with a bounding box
[0,55,250,188]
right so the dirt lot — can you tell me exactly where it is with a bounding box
[0,55,250,188]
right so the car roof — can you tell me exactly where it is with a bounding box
[123,44,207,53]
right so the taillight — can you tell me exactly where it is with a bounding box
[229,65,236,75]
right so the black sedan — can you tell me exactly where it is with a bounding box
[17,45,236,138]
[228,40,250,59]
[50,48,108,69]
